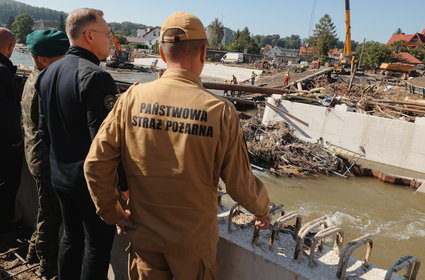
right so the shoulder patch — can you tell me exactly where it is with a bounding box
[104,95,116,110]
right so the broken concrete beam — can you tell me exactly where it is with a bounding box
[202,82,289,95]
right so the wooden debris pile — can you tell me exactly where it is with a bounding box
[241,116,349,177]
[284,75,425,122]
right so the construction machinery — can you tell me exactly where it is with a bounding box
[334,0,356,74]
[106,32,134,70]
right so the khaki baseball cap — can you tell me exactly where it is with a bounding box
[160,11,207,43]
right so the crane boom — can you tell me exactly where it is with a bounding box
[343,0,352,59]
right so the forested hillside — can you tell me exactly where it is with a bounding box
[0,0,67,24]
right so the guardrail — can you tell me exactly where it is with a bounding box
[336,234,373,279]
[385,255,421,280]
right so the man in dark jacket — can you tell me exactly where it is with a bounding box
[0,28,23,233]
[36,9,122,279]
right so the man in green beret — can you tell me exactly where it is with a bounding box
[21,29,69,279]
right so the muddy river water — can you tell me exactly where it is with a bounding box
[253,173,425,277]
[13,51,425,278]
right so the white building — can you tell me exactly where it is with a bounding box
[143,27,161,49]
[136,28,147,37]
[265,46,300,63]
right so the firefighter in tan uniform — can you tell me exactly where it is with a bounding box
[84,11,271,280]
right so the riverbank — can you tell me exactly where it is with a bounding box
[133,56,263,83]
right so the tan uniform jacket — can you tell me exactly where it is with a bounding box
[84,68,270,255]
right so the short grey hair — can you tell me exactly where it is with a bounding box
[66,8,104,41]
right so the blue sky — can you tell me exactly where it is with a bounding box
[19,0,425,43]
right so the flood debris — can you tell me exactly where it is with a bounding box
[240,113,350,177]
[281,73,425,122]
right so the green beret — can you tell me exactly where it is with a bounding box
[26,30,69,57]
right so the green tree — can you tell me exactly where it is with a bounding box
[226,27,260,54]
[408,46,425,63]
[152,42,159,54]
[278,35,301,49]
[0,2,67,24]
[355,41,391,69]
[114,33,127,45]
[277,34,301,49]
[121,25,132,36]
[11,13,33,43]
[336,40,344,49]
[351,40,360,53]
[209,18,224,49]
[389,40,408,53]
[393,28,403,35]
[109,21,148,35]
[57,14,65,31]
[308,14,338,60]
[6,15,14,29]
[254,34,280,48]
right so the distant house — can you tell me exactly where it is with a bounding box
[136,28,147,37]
[32,19,58,30]
[265,46,299,63]
[328,49,343,60]
[143,26,161,49]
[387,30,425,48]
[126,36,146,45]
[393,52,423,64]
[261,44,273,54]
[299,46,314,56]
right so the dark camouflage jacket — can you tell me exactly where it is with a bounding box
[21,69,50,177]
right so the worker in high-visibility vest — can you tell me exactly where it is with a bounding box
[251,71,257,85]
[283,70,291,86]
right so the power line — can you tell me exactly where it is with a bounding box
[308,0,318,38]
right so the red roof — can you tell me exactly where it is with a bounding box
[299,46,314,56]
[328,49,342,55]
[387,32,425,47]
[393,52,423,64]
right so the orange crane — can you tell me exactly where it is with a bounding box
[342,0,352,62]
[335,0,356,74]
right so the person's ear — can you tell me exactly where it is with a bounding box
[7,42,14,56]
[38,56,50,69]
[200,44,207,64]
[83,30,93,44]
[159,45,167,63]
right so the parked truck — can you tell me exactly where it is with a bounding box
[379,63,416,76]
[220,52,244,64]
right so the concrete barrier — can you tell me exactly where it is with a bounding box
[262,97,425,180]
[415,182,425,196]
